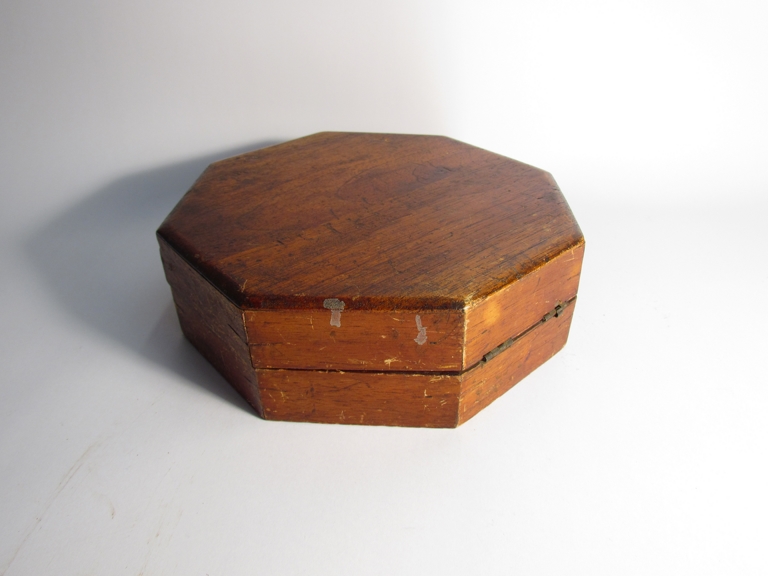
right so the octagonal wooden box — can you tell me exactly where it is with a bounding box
[157,132,585,428]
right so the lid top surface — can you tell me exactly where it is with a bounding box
[159,132,583,310]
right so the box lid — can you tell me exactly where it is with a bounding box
[157,132,584,373]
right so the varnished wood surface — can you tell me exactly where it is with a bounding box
[162,235,460,424]
[464,241,584,368]
[159,237,263,416]
[158,132,583,312]
[256,301,575,428]
[242,240,582,373]
[245,308,465,372]
[160,236,576,427]
[157,132,584,425]
[258,370,460,428]
[458,299,575,425]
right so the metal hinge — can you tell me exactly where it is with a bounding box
[541,300,569,323]
[481,297,575,364]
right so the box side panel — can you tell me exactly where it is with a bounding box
[257,370,460,428]
[464,241,584,368]
[458,300,576,425]
[159,237,263,416]
[245,309,464,372]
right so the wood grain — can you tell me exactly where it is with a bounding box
[158,132,582,312]
[157,132,585,426]
[464,241,584,368]
[245,308,464,372]
[160,235,577,427]
[458,299,575,425]
[243,240,581,373]
[158,237,263,416]
[258,370,460,428]
[256,301,575,427]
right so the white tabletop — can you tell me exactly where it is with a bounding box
[2,1,767,574]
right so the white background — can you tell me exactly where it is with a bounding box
[2,0,767,574]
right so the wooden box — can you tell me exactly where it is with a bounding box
[157,133,585,427]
